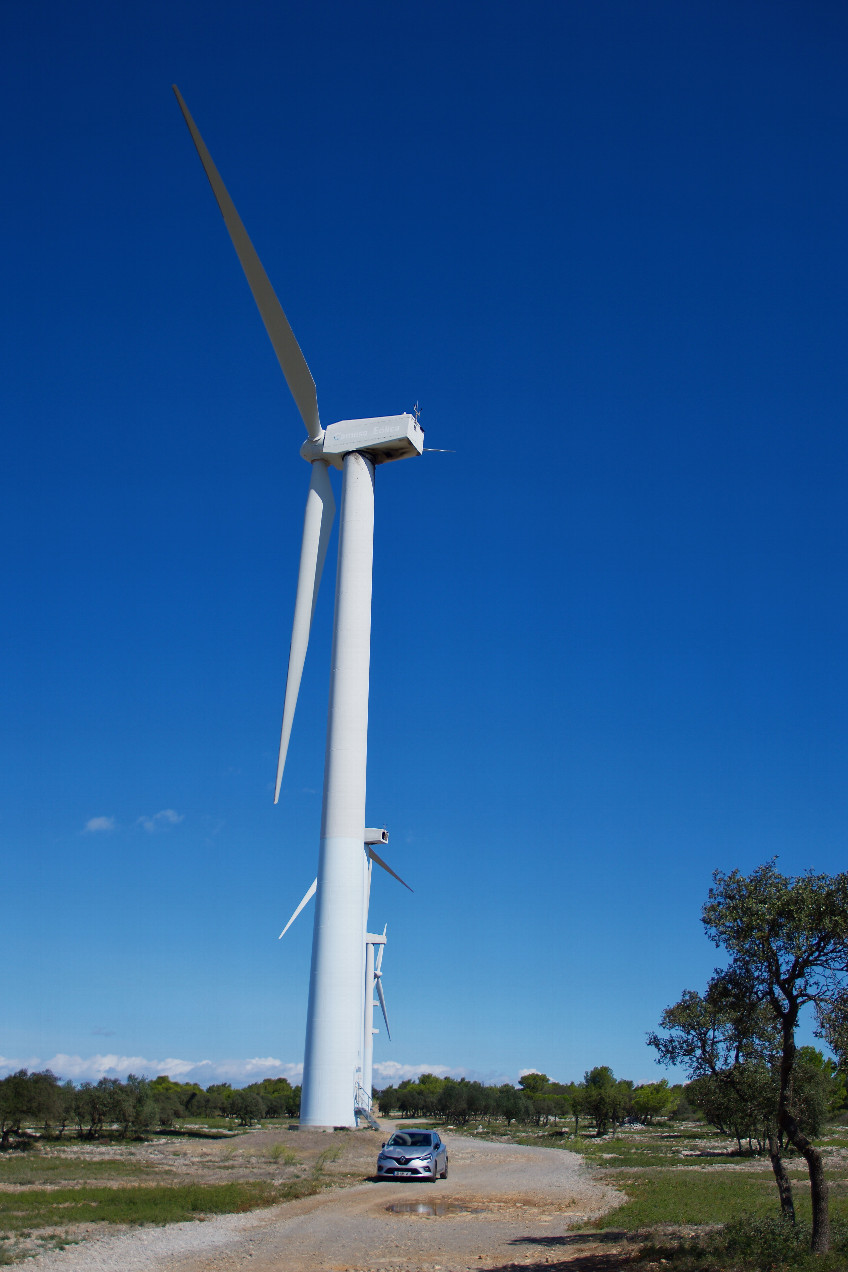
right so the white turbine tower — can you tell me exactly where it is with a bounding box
[279,830,411,1120]
[174,89,423,1127]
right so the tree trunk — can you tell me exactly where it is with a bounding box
[766,1133,795,1224]
[777,1012,830,1252]
[779,1113,830,1250]
[803,1144,830,1254]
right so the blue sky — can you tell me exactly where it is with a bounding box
[3,0,848,1090]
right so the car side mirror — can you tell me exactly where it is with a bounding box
[381,1142,386,1148]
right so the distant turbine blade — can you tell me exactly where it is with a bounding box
[173,86,322,441]
[279,878,317,938]
[375,973,391,1041]
[369,848,413,893]
[275,463,335,802]
[375,938,385,976]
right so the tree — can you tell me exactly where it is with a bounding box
[496,1084,531,1127]
[564,1083,586,1133]
[631,1080,675,1125]
[652,862,848,1255]
[229,1091,265,1126]
[0,1070,63,1148]
[437,1079,470,1123]
[518,1072,550,1094]
[205,1083,235,1117]
[649,979,792,1177]
[583,1067,631,1135]
[243,1077,298,1118]
[686,1062,779,1152]
[375,1085,396,1117]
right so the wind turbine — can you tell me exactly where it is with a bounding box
[362,926,390,1116]
[174,88,423,1127]
[279,829,411,1119]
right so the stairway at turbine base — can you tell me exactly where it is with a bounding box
[355,1103,381,1131]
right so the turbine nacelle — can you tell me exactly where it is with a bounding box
[300,414,424,470]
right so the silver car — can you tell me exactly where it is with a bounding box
[376,1130,448,1181]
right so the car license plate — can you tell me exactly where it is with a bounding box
[394,1170,413,1176]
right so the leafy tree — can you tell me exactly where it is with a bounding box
[152,1087,184,1129]
[0,1070,63,1148]
[652,862,848,1255]
[243,1077,298,1118]
[496,1083,532,1126]
[583,1067,631,1135]
[650,976,799,1205]
[437,1078,469,1123]
[72,1080,116,1138]
[686,1063,777,1152]
[119,1075,157,1136]
[56,1081,76,1137]
[518,1072,550,1094]
[564,1082,586,1133]
[631,1080,675,1125]
[229,1091,265,1125]
[375,1085,396,1116]
[205,1083,235,1117]
[818,990,848,1075]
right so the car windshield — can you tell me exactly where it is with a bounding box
[387,1132,433,1148]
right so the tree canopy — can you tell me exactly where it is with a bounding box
[650,861,848,1255]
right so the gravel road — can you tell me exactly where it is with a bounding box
[23,1133,621,1272]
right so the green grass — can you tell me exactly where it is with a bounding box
[594,1169,781,1229]
[0,1179,322,1236]
[592,1170,848,1232]
[516,1134,698,1169]
[0,1156,155,1186]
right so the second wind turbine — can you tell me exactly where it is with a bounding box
[174,88,424,1127]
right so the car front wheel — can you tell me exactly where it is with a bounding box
[441,1156,448,1179]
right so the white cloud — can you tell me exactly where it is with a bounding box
[372,1061,463,1083]
[518,1068,543,1078]
[84,816,116,833]
[0,1054,303,1086]
[0,1053,494,1088]
[0,1055,41,1075]
[137,809,184,833]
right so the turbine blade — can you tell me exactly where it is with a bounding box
[173,86,322,441]
[369,848,413,893]
[279,878,317,938]
[375,974,391,1041]
[375,941,385,975]
[274,463,335,802]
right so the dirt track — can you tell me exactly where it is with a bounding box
[25,1131,623,1272]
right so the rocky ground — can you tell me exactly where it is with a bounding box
[18,1126,624,1272]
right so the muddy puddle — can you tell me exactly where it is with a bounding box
[386,1201,484,1217]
